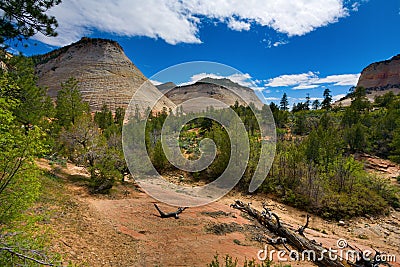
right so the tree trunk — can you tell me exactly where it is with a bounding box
[230,200,390,267]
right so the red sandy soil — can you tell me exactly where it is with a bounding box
[37,159,400,267]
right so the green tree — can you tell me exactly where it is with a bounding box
[305,93,311,110]
[350,87,370,112]
[312,99,320,110]
[55,77,89,127]
[305,130,320,164]
[269,102,288,128]
[0,73,46,223]
[390,124,400,163]
[280,93,289,111]
[374,91,395,107]
[94,104,113,130]
[203,122,231,179]
[4,55,54,127]
[0,0,61,45]
[60,114,104,168]
[344,122,367,153]
[321,88,332,110]
[115,106,125,126]
[152,139,169,172]
[60,113,127,190]
[293,113,307,135]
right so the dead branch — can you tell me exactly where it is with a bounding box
[154,203,187,219]
[231,200,349,267]
[0,246,56,266]
[297,214,310,236]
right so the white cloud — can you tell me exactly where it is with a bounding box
[265,72,360,89]
[263,97,280,101]
[35,0,359,46]
[149,79,163,86]
[265,71,318,87]
[183,0,350,36]
[35,0,201,46]
[351,2,361,11]
[293,84,320,89]
[313,74,361,86]
[273,40,289,47]
[227,18,251,31]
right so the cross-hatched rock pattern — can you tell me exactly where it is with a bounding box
[34,37,175,113]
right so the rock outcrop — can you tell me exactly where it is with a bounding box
[357,54,400,91]
[34,37,175,113]
[164,78,264,113]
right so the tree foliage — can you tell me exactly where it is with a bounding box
[3,55,54,126]
[0,0,61,45]
[55,77,89,127]
[0,63,47,223]
[279,93,289,111]
[321,88,332,110]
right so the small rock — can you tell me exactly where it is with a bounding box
[365,214,374,220]
[383,230,390,236]
[358,234,369,239]
[338,220,346,226]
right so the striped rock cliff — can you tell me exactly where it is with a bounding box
[357,54,400,91]
[34,37,175,113]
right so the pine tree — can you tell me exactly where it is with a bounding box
[94,104,113,130]
[2,56,54,127]
[321,88,332,110]
[280,93,289,111]
[0,0,61,45]
[55,77,89,127]
[312,99,320,110]
[305,93,311,110]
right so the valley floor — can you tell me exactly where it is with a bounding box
[37,160,400,267]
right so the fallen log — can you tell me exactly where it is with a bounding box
[154,203,187,219]
[230,200,391,267]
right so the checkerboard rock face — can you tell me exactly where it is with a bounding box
[35,37,176,113]
[357,54,400,92]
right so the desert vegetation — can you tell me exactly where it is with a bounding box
[1,1,399,265]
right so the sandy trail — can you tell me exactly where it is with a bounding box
[37,159,400,267]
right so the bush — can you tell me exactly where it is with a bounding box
[207,254,279,267]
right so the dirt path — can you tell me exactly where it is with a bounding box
[37,160,400,267]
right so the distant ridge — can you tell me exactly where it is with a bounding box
[164,77,264,113]
[156,82,177,93]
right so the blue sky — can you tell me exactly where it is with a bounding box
[18,0,400,106]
